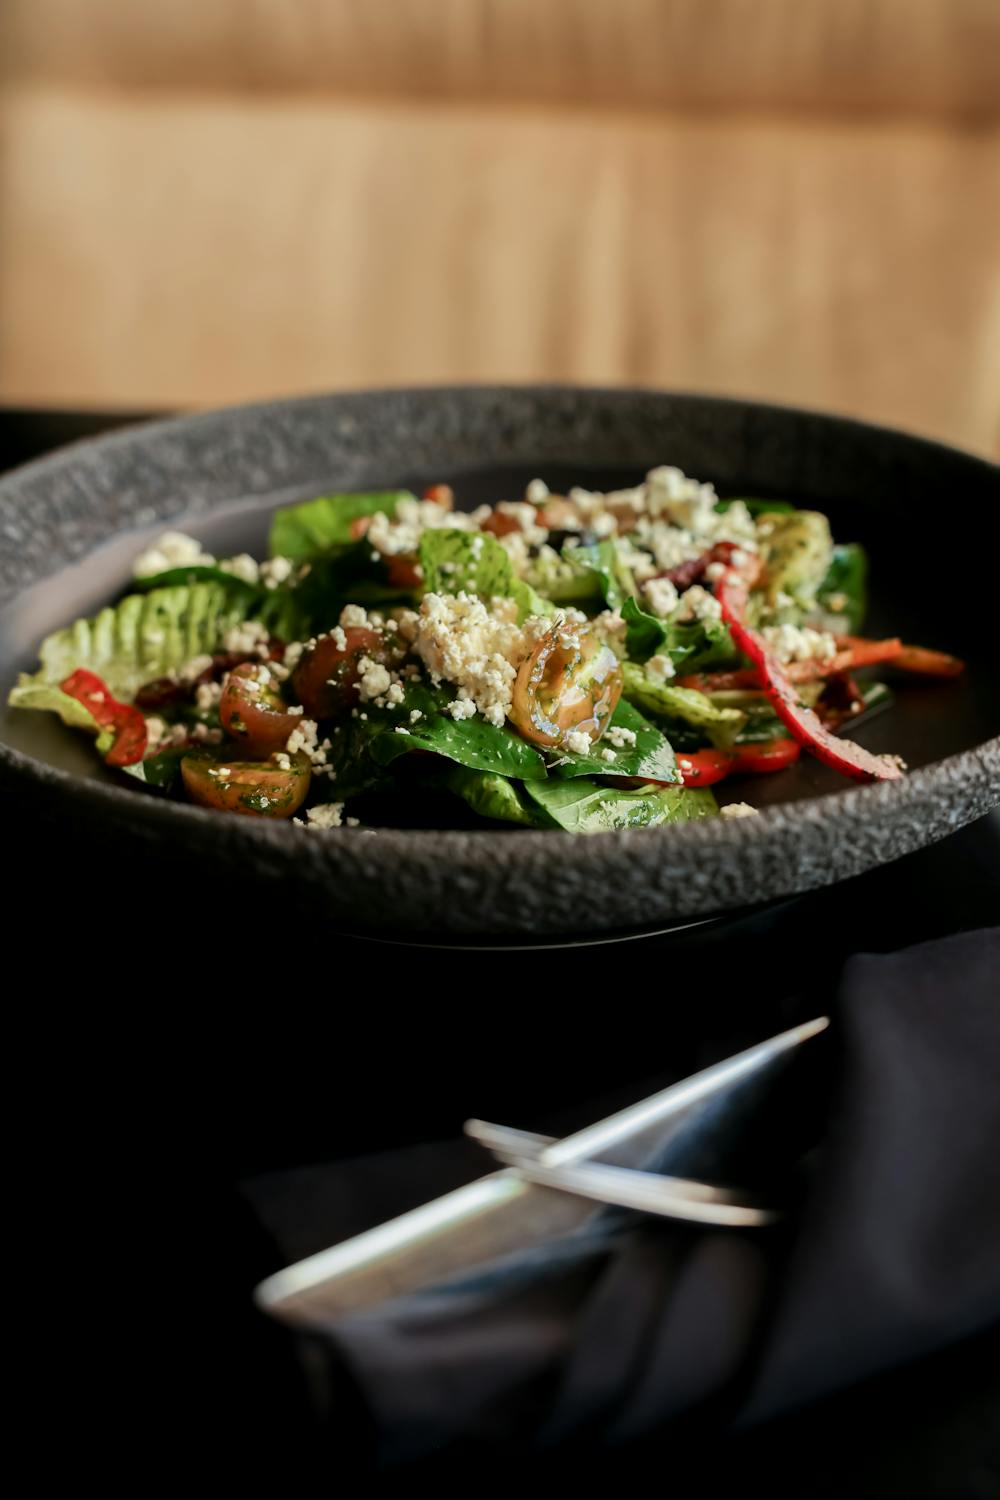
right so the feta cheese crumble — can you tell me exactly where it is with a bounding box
[411,591,538,728]
[761,623,837,665]
[133,530,215,578]
[720,802,759,819]
[565,729,593,755]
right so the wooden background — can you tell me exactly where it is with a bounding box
[1,0,998,456]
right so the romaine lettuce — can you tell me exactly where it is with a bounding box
[621,663,746,747]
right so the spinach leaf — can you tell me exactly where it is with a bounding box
[621,596,738,673]
[562,538,635,611]
[548,699,678,783]
[268,491,413,560]
[438,766,545,827]
[817,543,868,633]
[373,702,549,781]
[621,663,746,747]
[118,746,187,790]
[523,777,717,832]
[621,595,667,660]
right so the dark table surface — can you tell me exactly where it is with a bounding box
[3,407,998,1491]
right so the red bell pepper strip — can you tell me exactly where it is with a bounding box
[60,669,148,766]
[676,749,734,787]
[840,639,964,678]
[713,574,904,782]
[676,737,801,787]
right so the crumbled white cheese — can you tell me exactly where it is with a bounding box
[260,555,295,589]
[303,803,344,829]
[761,623,837,664]
[447,697,477,721]
[721,802,759,819]
[272,752,292,770]
[605,725,638,749]
[565,729,593,755]
[340,604,369,629]
[219,553,260,585]
[283,641,305,672]
[525,478,550,505]
[642,576,679,618]
[409,708,423,723]
[179,653,214,684]
[600,748,617,763]
[195,680,222,712]
[223,620,270,658]
[645,653,676,683]
[411,591,534,727]
[286,718,320,758]
[144,716,189,753]
[356,659,392,702]
[366,498,483,558]
[676,585,722,623]
[133,530,215,578]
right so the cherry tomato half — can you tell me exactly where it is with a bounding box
[219,663,303,755]
[509,621,622,748]
[181,751,311,818]
[291,626,386,720]
[676,749,734,787]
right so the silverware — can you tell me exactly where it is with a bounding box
[255,1016,828,1328]
[464,1120,780,1226]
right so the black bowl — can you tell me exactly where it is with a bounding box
[1,387,997,940]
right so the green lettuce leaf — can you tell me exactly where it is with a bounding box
[268,491,413,560]
[816,542,868,633]
[373,701,549,781]
[8,582,266,703]
[760,510,833,606]
[523,777,717,832]
[118,746,187,790]
[621,662,746,748]
[621,596,738,673]
[418,529,551,619]
[548,699,679,783]
[560,538,635,611]
[438,765,544,827]
[4,681,104,734]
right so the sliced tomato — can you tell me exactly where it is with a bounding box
[219,663,304,754]
[180,751,311,818]
[714,574,903,782]
[509,621,623,748]
[291,626,386,719]
[60,669,147,766]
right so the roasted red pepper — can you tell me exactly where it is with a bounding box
[676,736,801,787]
[60,669,148,766]
[713,575,903,783]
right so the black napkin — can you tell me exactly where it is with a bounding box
[245,927,1000,1474]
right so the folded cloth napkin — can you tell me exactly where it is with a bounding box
[248,927,1000,1471]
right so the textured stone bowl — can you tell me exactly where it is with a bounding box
[1,387,998,939]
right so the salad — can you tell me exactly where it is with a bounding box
[8,468,963,833]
